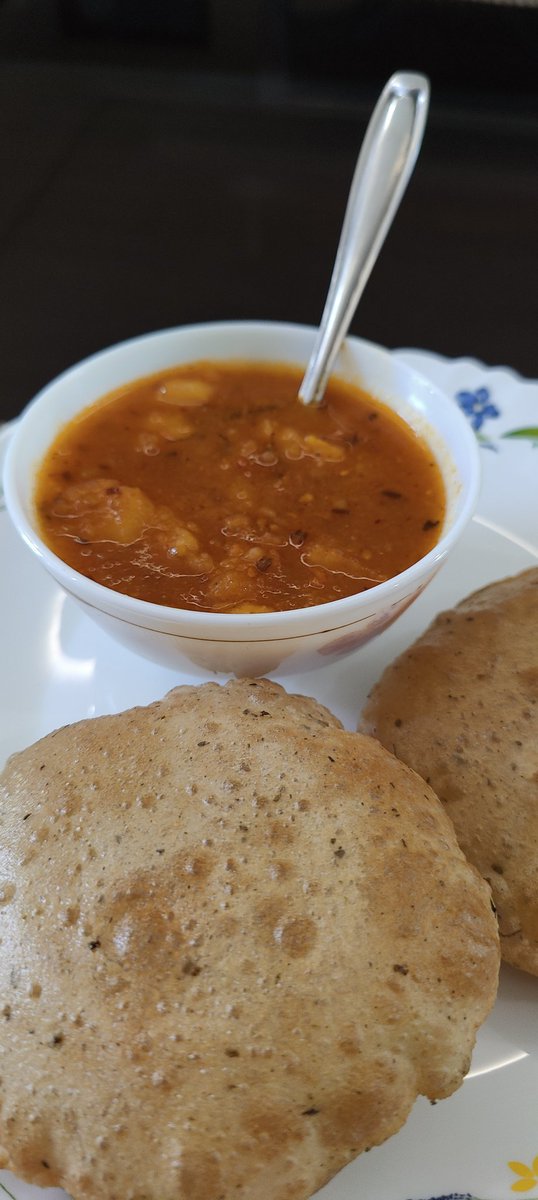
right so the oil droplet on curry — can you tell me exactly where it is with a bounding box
[34,361,446,613]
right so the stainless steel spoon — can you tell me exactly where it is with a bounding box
[298,71,430,405]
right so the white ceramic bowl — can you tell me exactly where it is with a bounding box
[3,321,480,676]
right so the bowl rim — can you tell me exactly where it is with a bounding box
[2,320,481,641]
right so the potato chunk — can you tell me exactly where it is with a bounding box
[302,433,346,462]
[51,478,157,544]
[50,477,213,575]
[274,427,346,462]
[155,377,213,407]
[302,541,385,584]
[145,409,193,441]
[206,543,280,609]
[163,522,213,574]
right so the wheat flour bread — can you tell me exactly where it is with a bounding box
[0,678,499,1200]
[362,567,538,976]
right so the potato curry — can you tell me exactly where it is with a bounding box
[34,361,446,613]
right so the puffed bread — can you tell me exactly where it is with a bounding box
[363,568,538,975]
[0,678,499,1199]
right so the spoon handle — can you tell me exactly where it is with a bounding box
[298,71,430,405]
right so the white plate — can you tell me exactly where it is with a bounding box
[0,349,537,1200]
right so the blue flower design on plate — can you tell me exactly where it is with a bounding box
[455,384,538,448]
[456,386,500,431]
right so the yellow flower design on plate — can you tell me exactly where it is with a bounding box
[509,1157,538,1192]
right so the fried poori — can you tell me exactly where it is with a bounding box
[0,678,499,1199]
[362,567,538,975]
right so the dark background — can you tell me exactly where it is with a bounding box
[0,0,537,420]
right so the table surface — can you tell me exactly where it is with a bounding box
[0,25,537,422]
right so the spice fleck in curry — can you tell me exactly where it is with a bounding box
[34,361,446,613]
